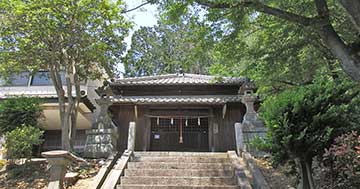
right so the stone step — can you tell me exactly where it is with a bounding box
[134,151,229,158]
[117,184,240,189]
[127,162,233,170]
[124,169,234,177]
[120,176,237,186]
[132,156,229,163]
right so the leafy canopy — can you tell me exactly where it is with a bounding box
[154,0,359,94]
[0,0,132,150]
[123,15,215,76]
[0,0,132,79]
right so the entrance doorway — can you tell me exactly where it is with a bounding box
[150,117,209,151]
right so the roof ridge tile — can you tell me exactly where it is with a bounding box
[112,73,244,86]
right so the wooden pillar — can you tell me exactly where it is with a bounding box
[144,108,151,151]
[208,108,215,152]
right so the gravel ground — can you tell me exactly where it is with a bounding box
[0,159,100,189]
[254,158,297,189]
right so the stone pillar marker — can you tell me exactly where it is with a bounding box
[42,150,86,189]
[127,122,136,151]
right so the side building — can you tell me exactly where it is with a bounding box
[0,71,100,153]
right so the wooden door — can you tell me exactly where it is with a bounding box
[150,117,209,151]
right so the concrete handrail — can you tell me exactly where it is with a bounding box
[227,151,252,189]
[42,150,86,163]
[100,150,133,189]
[241,152,271,189]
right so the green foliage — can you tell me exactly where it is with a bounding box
[0,0,132,150]
[155,0,359,94]
[321,131,360,188]
[249,135,272,152]
[0,0,132,80]
[123,16,215,76]
[0,97,42,135]
[5,126,44,160]
[258,76,360,187]
[260,77,360,165]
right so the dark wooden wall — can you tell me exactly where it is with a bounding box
[110,105,134,153]
[211,103,246,151]
[110,104,150,153]
[110,102,246,153]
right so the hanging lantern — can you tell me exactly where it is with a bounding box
[185,118,188,127]
[171,118,174,125]
[198,117,201,126]
[157,117,160,125]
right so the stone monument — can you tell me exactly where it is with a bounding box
[84,82,118,158]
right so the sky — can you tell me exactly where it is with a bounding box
[118,0,158,76]
[123,0,158,49]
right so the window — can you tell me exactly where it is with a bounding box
[0,72,30,86]
[31,71,67,86]
[31,72,52,85]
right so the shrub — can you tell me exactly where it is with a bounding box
[0,97,42,135]
[5,126,44,161]
[321,131,360,188]
[259,77,360,188]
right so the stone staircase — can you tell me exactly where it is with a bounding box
[117,152,244,189]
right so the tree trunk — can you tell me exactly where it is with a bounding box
[48,48,78,151]
[61,110,71,151]
[339,0,360,33]
[296,158,315,189]
[317,24,360,82]
[70,70,81,150]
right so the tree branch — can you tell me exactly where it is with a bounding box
[314,0,330,21]
[122,1,151,14]
[277,79,313,86]
[195,0,314,26]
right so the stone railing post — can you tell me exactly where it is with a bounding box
[234,122,245,155]
[127,122,136,151]
[42,150,86,189]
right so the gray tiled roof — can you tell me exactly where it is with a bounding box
[0,86,87,98]
[112,74,245,86]
[110,95,242,104]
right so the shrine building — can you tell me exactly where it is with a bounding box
[95,73,260,153]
